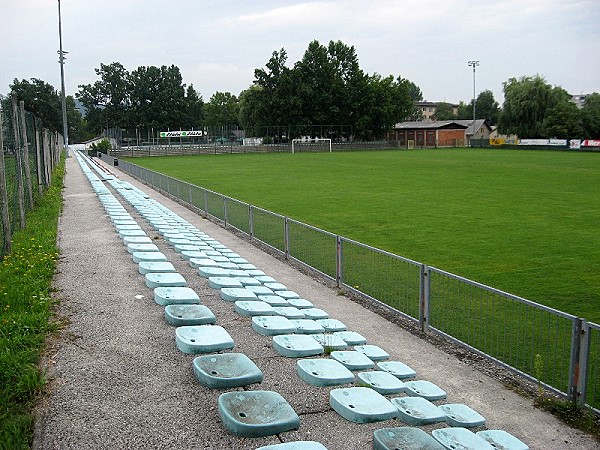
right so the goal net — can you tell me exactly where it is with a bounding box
[291,138,332,153]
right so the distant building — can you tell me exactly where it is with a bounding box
[388,119,492,148]
[414,101,459,121]
[570,94,591,109]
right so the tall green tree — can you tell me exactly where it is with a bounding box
[433,102,456,120]
[205,92,240,127]
[475,90,500,125]
[499,75,571,138]
[10,78,62,132]
[77,62,131,133]
[581,93,600,138]
[541,102,583,138]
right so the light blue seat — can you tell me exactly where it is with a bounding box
[164,304,216,326]
[264,282,287,291]
[245,285,275,296]
[193,353,263,389]
[234,301,276,317]
[272,334,324,358]
[373,427,445,450]
[330,351,375,371]
[255,275,277,284]
[154,287,200,306]
[132,251,168,263]
[333,331,367,345]
[188,257,216,269]
[296,358,355,387]
[277,290,300,300]
[257,295,289,307]
[302,308,329,320]
[315,319,347,332]
[127,243,159,254]
[391,396,445,425]
[123,236,153,245]
[173,243,201,253]
[329,387,397,423]
[208,277,243,289]
[145,272,187,289]
[220,288,258,302]
[404,380,447,401]
[476,430,529,450]
[234,277,262,286]
[438,404,485,427]
[138,261,176,275]
[311,334,348,351]
[198,267,230,278]
[354,344,389,361]
[357,371,406,395]
[432,428,494,450]
[286,298,313,309]
[175,325,234,354]
[252,316,297,336]
[376,361,416,379]
[217,262,240,270]
[218,390,300,437]
[119,229,147,238]
[273,306,306,319]
[182,250,212,261]
[289,319,324,334]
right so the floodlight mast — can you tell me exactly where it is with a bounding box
[467,60,479,142]
[58,0,69,151]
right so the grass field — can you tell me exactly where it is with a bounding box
[127,149,600,324]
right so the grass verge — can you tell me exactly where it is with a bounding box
[0,160,64,449]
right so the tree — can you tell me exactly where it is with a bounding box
[475,90,500,125]
[76,62,131,133]
[10,78,62,132]
[433,102,456,120]
[541,102,583,138]
[581,93,600,138]
[205,92,240,127]
[498,75,571,138]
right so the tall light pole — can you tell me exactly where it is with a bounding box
[467,60,479,147]
[58,0,69,151]
[467,60,479,124]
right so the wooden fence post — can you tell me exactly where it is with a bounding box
[19,101,34,207]
[35,126,43,194]
[11,95,26,228]
[0,109,12,255]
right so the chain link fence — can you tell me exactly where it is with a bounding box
[116,159,600,414]
[0,94,63,257]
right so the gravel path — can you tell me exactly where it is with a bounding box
[32,155,598,449]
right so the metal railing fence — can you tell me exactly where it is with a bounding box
[116,159,599,413]
[0,96,63,256]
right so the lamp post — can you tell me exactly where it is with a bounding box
[57,0,69,152]
[467,60,479,147]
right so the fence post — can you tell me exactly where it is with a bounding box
[336,236,343,288]
[18,101,34,208]
[11,95,26,228]
[249,205,254,238]
[34,127,43,194]
[224,197,228,228]
[0,109,12,255]
[419,265,430,332]
[576,321,591,407]
[203,189,208,217]
[284,217,290,259]
[568,318,585,403]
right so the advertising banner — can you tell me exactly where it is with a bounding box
[519,139,567,146]
[582,139,600,147]
[160,130,207,138]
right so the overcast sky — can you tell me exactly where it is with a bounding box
[2,0,599,106]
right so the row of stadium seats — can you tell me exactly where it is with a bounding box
[73,150,529,450]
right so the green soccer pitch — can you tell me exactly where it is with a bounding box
[127,149,600,323]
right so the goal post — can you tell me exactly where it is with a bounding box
[291,138,332,154]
